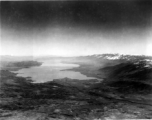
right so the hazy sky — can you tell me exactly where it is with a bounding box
[1,1,152,56]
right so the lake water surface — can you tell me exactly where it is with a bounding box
[13,60,97,83]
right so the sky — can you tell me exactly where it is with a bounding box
[1,1,152,56]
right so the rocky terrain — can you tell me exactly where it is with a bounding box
[0,54,152,120]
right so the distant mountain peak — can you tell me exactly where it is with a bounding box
[87,54,152,61]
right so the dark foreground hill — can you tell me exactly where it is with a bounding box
[99,61,152,93]
[89,61,152,109]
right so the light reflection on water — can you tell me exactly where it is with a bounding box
[14,61,97,83]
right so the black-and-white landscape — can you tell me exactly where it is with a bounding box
[1,1,152,120]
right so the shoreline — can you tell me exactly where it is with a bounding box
[12,61,100,83]
[62,63,104,80]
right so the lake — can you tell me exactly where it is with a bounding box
[13,60,97,83]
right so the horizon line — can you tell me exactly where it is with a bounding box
[0,53,151,57]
